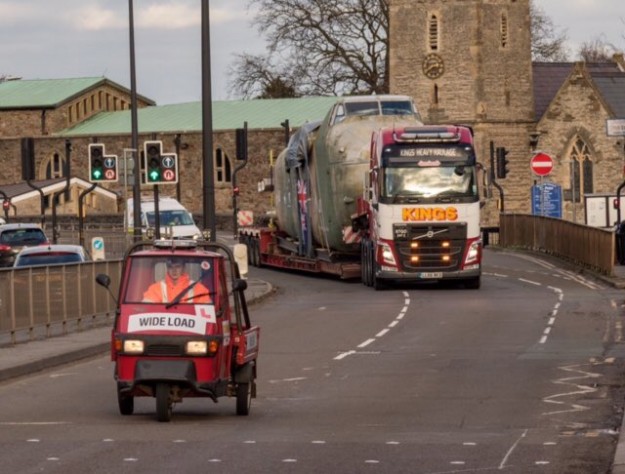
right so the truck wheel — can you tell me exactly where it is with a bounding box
[464,277,481,290]
[155,383,172,422]
[372,259,385,291]
[118,392,134,416]
[361,241,370,286]
[236,381,252,416]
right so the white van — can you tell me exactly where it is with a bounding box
[126,197,202,240]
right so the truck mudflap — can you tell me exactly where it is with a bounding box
[235,326,260,366]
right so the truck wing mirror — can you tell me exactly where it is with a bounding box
[96,273,111,289]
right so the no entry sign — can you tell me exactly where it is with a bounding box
[531,152,553,177]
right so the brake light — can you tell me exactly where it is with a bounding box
[0,244,10,251]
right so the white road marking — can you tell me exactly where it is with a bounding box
[311,440,326,444]
[499,429,528,469]
[47,458,60,461]
[519,278,540,286]
[365,460,380,464]
[334,292,411,360]
[1,422,70,426]
[358,338,376,348]
[542,364,600,416]
[124,458,138,462]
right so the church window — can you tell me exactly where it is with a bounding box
[569,138,593,202]
[428,14,439,51]
[500,12,509,48]
[215,147,232,183]
[433,84,439,105]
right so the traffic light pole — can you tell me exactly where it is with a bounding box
[490,141,505,212]
[78,183,97,249]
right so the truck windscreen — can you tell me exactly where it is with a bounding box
[382,165,478,200]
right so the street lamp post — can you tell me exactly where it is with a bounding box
[201,0,216,242]
[129,0,142,242]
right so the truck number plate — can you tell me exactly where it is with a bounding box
[419,272,442,279]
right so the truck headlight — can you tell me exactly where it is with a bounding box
[123,340,145,354]
[464,239,481,265]
[378,242,397,266]
[186,341,208,355]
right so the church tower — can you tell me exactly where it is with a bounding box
[389,0,537,221]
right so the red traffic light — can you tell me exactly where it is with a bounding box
[2,200,9,211]
[233,186,240,196]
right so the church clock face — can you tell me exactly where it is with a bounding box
[422,53,445,79]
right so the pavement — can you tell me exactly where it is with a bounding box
[3,245,625,471]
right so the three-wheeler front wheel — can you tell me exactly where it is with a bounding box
[155,383,172,422]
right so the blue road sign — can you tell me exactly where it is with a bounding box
[532,182,562,218]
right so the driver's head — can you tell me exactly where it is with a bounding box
[165,259,185,281]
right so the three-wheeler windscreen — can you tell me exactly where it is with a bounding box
[123,255,215,305]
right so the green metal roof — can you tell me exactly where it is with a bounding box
[56,96,340,136]
[0,77,107,109]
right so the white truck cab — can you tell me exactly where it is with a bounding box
[126,197,202,240]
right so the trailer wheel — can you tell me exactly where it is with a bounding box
[118,392,134,416]
[236,381,253,416]
[155,383,172,422]
[250,238,259,267]
[254,238,263,268]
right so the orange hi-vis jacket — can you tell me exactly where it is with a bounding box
[143,273,211,303]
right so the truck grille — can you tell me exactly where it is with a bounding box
[393,223,467,272]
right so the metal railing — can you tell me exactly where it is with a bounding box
[0,260,122,346]
[499,213,615,276]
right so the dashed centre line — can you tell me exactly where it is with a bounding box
[334,291,410,360]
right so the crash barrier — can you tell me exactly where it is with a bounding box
[499,213,615,276]
[0,260,122,346]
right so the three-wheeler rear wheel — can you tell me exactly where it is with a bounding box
[117,383,134,415]
[236,381,253,416]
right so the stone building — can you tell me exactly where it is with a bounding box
[0,78,337,224]
[1,0,625,229]
[389,0,625,226]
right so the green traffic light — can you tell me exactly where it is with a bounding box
[148,169,161,182]
[92,169,103,180]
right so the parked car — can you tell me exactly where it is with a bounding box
[0,223,49,267]
[13,244,88,268]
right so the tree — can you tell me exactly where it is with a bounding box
[229,0,569,98]
[529,1,569,61]
[577,37,618,62]
[229,0,389,98]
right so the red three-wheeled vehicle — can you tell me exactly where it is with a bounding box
[96,239,259,422]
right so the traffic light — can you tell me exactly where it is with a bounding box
[88,144,118,183]
[496,146,510,179]
[235,127,248,161]
[2,199,10,211]
[143,140,178,184]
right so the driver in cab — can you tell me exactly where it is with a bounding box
[143,258,211,304]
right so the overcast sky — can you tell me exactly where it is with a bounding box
[0,0,623,105]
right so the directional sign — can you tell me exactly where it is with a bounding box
[532,182,562,218]
[91,237,106,261]
[531,152,553,177]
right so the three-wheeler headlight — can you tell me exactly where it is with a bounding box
[123,340,145,354]
[185,341,208,355]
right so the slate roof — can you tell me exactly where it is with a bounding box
[533,61,625,120]
[55,96,340,136]
[592,72,625,118]
[0,77,155,110]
